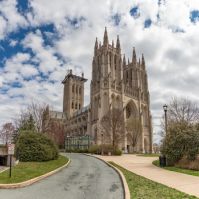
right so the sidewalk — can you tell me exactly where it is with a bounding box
[0,166,7,173]
[94,154,199,198]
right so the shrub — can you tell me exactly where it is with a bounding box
[15,131,58,162]
[100,144,114,155]
[113,148,122,156]
[88,145,100,154]
[175,156,199,170]
[65,148,89,153]
[161,127,199,166]
[88,144,122,155]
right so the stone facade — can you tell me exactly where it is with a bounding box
[49,28,153,153]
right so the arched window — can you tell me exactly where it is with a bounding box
[114,55,117,64]
[72,102,74,109]
[72,84,75,92]
[125,101,138,119]
[75,103,77,109]
[79,104,81,109]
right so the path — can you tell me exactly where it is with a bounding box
[95,154,199,198]
[0,153,124,199]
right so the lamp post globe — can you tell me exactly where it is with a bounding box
[163,104,168,135]
[163,104,168,112]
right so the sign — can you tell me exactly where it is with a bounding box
[7,144,15,155]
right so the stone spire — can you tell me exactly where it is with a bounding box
[112,40,114,48]
[132,47,136,65]
[94,37,98,54]
[116,35,120,49]
[123,54,126,67]
[95,37,98,48]
[103,27,109,47]
[141,54,145,69]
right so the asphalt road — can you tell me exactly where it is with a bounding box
[0,153,124,199]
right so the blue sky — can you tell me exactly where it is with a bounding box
[1,0,199,143]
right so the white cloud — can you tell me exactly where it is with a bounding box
[20,64,38,77]
[0,0,28,39]
[0,15,7,39]
[22,30,64,74]
[1,0,199,142]
[9,39,18,47]
[0,76,3,87]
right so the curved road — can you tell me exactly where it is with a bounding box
[0,153,124,199]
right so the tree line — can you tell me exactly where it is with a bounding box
[0,101,64,148]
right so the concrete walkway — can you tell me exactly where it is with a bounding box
[0,166,7,173]
[0,154,124,199]
[94,154,199,198]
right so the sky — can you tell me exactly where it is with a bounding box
[0,0,199,143]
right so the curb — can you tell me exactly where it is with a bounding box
[84,154,130,199]
[0,158,71,189]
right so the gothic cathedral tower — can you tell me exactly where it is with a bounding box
[62,69,87,117]
[90,28,152,153]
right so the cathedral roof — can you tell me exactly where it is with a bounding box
[62,70,87,84]
[49,111,66,119]
[73,105,90,117]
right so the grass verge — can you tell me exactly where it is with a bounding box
[137,153,160,157]
[153,160,199,177]
[0,155,68,184]
[109,161,198,199]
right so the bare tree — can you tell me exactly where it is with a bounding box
[42,106,65,148]
[160,97,199,140]
[100,108,125,149]
[46,119,65,148]
[15,101,48,133]
[0,123,15,144]
[126,117,141,152]
[27,101,47,133]
[153,143,160,154]
[168,97,199,126]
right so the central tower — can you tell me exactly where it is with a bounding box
[90,27,123,143]
[89,27,152,153]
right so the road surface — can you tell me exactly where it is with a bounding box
[0,153,124,199]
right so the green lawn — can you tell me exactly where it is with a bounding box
[153,160,199,177]
[109,162,198,199]
[0,155,69,184]
[137,153,160,157]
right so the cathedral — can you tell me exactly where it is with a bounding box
[46,28,153,153]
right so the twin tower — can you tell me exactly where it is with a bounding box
[62,28,152,153]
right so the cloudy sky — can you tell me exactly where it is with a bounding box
[0,0,199,142]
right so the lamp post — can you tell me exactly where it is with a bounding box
[163,104,168,136]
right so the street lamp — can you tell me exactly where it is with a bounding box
[163,104,168,135]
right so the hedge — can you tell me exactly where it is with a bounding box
[15,131,58,162]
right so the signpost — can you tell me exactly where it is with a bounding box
[7,144,15,178]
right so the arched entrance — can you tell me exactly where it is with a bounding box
[125,100,140,153]
[125,100,138,119]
